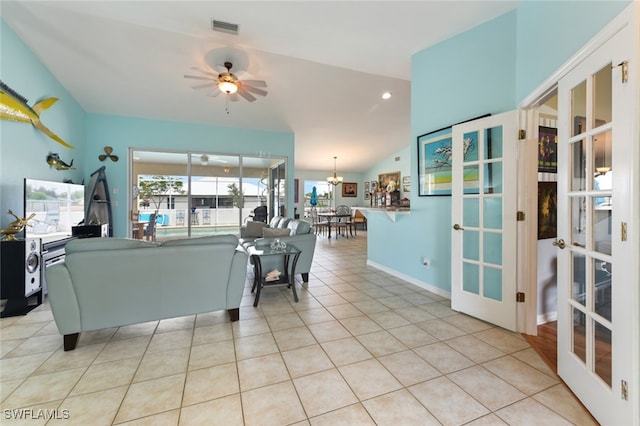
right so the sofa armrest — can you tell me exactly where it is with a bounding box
[45,262,81,335]
[227,247,249,307]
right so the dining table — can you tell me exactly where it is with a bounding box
[317,212,352,239]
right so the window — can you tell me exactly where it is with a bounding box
[303,180,332,217]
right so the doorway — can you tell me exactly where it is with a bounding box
[519,7,636,423]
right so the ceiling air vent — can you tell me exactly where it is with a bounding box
[211,19,239,35]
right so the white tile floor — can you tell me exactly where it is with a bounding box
[0,232,598,425]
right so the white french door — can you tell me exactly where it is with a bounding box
[451,111,519,331]
[556,21,635,425]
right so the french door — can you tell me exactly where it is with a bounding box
[451,111,519,331]
[556,21,635,425]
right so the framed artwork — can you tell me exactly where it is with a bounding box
[402,184,410,193]
[538,126,558,173]
[364,181,370,200]
[378,172,400,192]
[342,182,357,197]
[294,178,299,203]
[371,181,377,192]
[417,114,489,196]
[402,176,410,184]
[537,182,557,239]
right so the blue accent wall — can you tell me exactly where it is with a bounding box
[369,1,630,294]
[515,0,631,102]
[382,11,518,294]
[1,18,295,235]
[1,19,86,229]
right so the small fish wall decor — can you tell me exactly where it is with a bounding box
[0,80,74,149]
[47,153,75,170]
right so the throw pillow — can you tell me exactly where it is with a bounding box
[262,227,291,237]
[245,221,268,237]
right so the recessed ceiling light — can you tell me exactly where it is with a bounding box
[382,91,392,100]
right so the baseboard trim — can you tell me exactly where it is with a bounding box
[366,260,451,300]
[537,311,557,325]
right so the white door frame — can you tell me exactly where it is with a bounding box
[518,4,639,423]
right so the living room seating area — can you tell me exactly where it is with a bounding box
[0,232,595,425]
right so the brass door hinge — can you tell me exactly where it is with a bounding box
[517,211,525,221]
[613,61,629,83]
[518,129,526,140]
[621,222,627,241]
[621,380,628,400]
[516,292,525,303]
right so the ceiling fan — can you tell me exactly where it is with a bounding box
[184,61,267,103]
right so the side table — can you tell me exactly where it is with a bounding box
[247,243,301,307]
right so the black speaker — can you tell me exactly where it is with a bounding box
[1,238,42,317]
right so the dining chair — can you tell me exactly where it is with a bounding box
[352,209,367,232]
[144,213,157,241]
[335,205,354,238]
[130,210,144,240]
[310,207,328,236]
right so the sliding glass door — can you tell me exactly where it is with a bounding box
[130,150,286,241]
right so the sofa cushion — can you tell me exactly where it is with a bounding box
[65,238,159,254]
[277,218,292,228]
[288,220,311,236]
[269,216,283,228]
[262,228,291,237]
[243,221,268,238]
[161,234,239,247]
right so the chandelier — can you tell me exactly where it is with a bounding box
[327,156,343,186]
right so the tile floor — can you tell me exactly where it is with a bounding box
[0,232,598,425]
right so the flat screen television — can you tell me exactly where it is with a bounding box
[24,178,85,244]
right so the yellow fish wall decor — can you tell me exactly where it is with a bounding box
[0,80,74,149]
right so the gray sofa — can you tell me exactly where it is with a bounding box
[46,235,248,350]
[240,215,291,242]
[241,217,316,283]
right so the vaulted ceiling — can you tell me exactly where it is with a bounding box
[1,1,517,173]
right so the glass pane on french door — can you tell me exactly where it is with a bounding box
[461,127,505,300]
[568,62,613,387]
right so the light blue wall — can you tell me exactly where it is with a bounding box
[1,18,295,236]
[383,11,517,294]
[86,114,295,237]
[515,0,631,102]
[371,1,630,294]
[0,19,86,229]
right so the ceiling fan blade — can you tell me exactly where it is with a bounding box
[237,88,257,102]
[206,87,222,97]
[190,66,218,77]
[241,80,267,88]
[190,82,215,90]
[243,85,267,97]
[98,154,107,161]
[184,75,216,81]
[229,93,240,102]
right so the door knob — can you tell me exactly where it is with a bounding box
[552,239,566,249]
[453,224,464,231]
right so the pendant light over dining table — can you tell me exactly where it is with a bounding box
[327,156,343,186]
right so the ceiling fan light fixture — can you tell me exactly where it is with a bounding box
[218,79,238,95]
